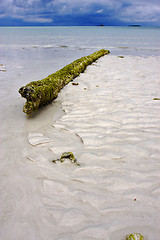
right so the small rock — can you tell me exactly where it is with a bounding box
[72,82,79,85]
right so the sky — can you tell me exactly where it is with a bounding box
[0,0,160,26]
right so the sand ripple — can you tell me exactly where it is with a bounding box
[40,55,160,240]
[2,55,159,240]
[28,55,160,240]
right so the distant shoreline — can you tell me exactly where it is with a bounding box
[128,25,141,27]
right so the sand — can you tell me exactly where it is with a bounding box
[0,54,160,240]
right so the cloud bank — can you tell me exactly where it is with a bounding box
[0,0,160,26]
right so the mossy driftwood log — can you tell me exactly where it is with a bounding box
[19,49,110,116]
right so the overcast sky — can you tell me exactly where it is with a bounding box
[0,0,160,26]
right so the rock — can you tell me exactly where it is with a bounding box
[72,82,79,85]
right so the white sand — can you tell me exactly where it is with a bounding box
[0,55,160,240]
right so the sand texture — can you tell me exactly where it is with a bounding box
[0,55,160,240]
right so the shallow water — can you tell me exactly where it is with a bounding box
[1,26,160,56]
[0,27,160,240]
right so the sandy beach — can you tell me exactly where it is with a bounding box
[0,54,160,240]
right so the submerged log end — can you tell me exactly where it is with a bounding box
[19,49,110,116]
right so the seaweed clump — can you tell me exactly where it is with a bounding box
[126,233,144,240]
[118,56,124,58]
[52,152,80,166]
[19,49,110,116]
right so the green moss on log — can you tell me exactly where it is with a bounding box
[19,49,110,116]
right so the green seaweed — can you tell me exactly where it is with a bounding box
[126,233,144,240]
[19,49,110,116]
[58,45,68,48]
[0,64,7,72]
[153,98,160,100]
[52,152,80,166]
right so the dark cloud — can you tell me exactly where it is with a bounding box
[0,0,160,26]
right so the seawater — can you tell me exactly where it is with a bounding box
[1,26,160,92]
[1,26,160,56]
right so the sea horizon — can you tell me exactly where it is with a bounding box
[0,25,160,27]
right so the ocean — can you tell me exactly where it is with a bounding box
[0,26,160,240]
[1,26,160,58]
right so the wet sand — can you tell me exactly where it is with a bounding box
[0,54,160,240]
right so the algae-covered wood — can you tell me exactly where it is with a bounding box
[19,49,110,116]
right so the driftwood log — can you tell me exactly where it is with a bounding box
[19,49,110,116]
